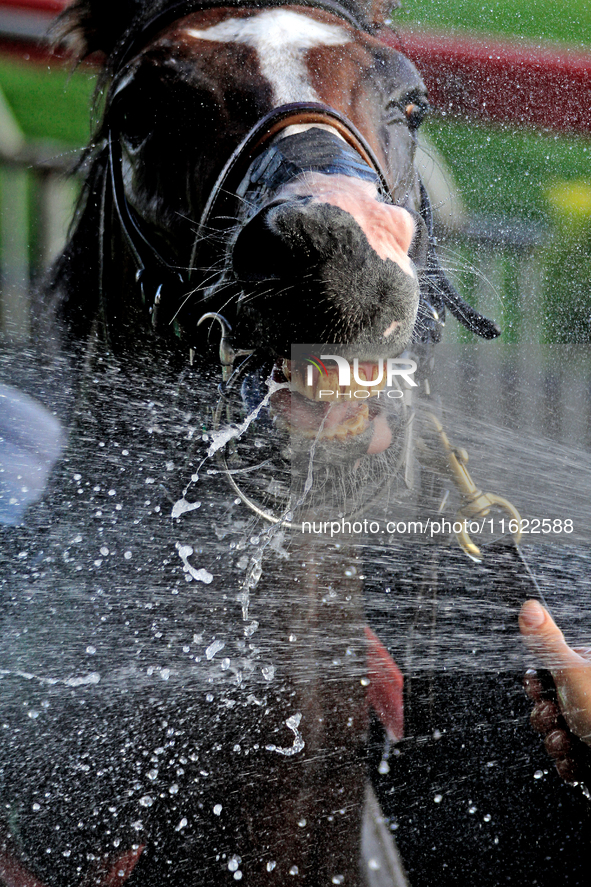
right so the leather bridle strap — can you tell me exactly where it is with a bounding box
[195,101,395,245]
[107,132,185,329]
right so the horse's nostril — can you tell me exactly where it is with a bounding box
[232,206,291,281]
[232,200,323,281]
[231,198,420,353]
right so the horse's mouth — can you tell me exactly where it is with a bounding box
[269,360,396,456]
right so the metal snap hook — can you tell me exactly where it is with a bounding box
[197,312,254,383]
[426,412,522,559]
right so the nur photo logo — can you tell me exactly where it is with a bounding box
[304,354,417,399]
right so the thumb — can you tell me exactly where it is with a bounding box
[520,599,591,744]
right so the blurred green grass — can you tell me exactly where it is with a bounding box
[392,0,591,46]
[423,120,591,223]
[0,56,95,145]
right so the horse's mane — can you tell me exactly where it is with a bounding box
[55,0,400,61]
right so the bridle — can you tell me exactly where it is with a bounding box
[106,99,395,337]
[102,0,501,354]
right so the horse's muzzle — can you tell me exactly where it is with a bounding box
[229,128,425,356]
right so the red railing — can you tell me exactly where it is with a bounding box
[1,0,591,133]
[382,29,591,135]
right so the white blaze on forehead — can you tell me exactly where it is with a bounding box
[186,9,351,103]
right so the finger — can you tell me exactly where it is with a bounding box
[530,699,561,735]
[519,601,588,670]
[544,728,572,760]
[523,668,544,701]
[520,600,591,745]
[555,755,580,784]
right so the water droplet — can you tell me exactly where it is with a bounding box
[234,873,243,881]
[139,796,153,808]
[378,760,390,775]
[124,551,132,560]
[483,813,492,822]
[147,770,158,781]
[86,645,96,655]
[169,784,179,795]
[468,806,477,814]
[298,818,306,827]
[213,804,222,816]
[368,859,380,871]
[228,855,241,872]
[206,640,225,661]
[332,875,345,884]
[534,769,544,780]
[267,861,276,872]
[32,803,41,812]
[434,794,442,804]
[289,866,299,876]
[175,818,188,831]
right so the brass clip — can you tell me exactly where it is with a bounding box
[428,413,522,559]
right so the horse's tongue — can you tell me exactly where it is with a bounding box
[367,412,393,454]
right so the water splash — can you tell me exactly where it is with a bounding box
[175,543,213,584]
[206,379,289,459]
[266,713,305,756]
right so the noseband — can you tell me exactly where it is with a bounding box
[103,0,501,353]
[107,100,395,336]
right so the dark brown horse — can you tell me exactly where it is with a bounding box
[0,1,501,885]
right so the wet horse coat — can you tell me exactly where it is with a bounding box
[0,1,497,885]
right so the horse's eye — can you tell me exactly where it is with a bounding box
[385,94,428,130]
[405,100,428,131]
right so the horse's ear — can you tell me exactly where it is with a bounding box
[371,0,401,25]
[53,0,141,58]
[348,0,401,28]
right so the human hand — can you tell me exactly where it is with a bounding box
[519,599,591,783]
